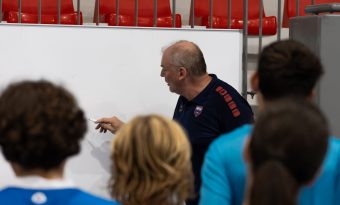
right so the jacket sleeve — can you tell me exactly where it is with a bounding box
[199,141,232,205]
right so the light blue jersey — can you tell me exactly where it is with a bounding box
[200,124,340,205]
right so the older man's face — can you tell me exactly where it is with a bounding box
[160,50,181,94]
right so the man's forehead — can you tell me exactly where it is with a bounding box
[161,50,171,60]
[161,53,169,65]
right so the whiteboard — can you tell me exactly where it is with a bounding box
[0,24,242,198]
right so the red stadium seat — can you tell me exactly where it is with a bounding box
[2,0,82,24]
[94,0,182,27]
[192,0,277,35]
[283,0,340,27]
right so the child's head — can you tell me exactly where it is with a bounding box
[248,99,328,205]
[110,114,193,205]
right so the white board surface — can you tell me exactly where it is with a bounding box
[0,24,242,198]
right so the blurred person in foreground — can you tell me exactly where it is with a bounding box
[0,80,119,205]
[245,99,328,205]
[200,39,340,205]
[109,114,194,205]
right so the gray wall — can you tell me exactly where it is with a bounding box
[290,15,340,137]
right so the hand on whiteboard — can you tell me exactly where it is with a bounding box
[95,116,125,134]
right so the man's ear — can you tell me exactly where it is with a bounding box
[178,67,187,80]
[250,72,259,91]
[243,137,251,163]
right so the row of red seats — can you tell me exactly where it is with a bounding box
[2,0,81,24]
[93,0,182,27]
[1,0,339,35]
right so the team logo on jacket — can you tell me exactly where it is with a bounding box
[31,192,47,204]
[194,106,203,117]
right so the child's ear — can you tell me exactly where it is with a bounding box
[250,72,259,91]
[243,137,251,163]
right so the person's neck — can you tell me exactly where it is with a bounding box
[182,74,212,101]
[11,162,64,179]
[259,95,311,111]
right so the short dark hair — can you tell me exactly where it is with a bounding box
[249,99,329,205]
[258,40,323,100]
[167,40,207,76]
[0,80,87,170]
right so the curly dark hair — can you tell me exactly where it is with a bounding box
[0,80,87,170]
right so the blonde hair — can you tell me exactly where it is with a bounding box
[110,114,194,205]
